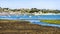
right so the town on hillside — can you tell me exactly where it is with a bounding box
[0,7,60,15]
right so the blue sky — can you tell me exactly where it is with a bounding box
[0,0,60,9]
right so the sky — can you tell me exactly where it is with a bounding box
[0,0,60,9]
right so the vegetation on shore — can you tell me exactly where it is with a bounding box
[0,7,60,14]
[40,20,60,24]
[0,19,31,24]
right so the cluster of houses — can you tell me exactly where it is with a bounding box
[0,7,43,15]
[0,7,59,15]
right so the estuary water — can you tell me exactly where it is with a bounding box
[0,15,60,27]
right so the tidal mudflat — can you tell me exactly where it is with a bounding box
[0,15,60,34]
[0,20,60,34]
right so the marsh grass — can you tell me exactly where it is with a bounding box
[40,20,60,24]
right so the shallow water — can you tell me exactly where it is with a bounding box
[0,15,60,19]
[0,15,60,27]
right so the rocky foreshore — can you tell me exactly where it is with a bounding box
[0,20,60,34]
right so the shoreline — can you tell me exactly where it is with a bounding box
[0,19,60,28]
[0,12,60,16]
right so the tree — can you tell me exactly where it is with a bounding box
[29,8,39,13]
